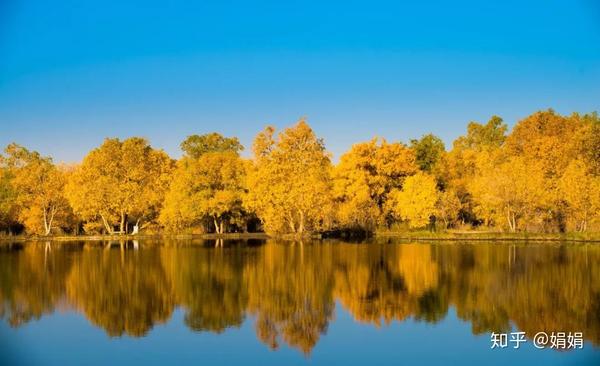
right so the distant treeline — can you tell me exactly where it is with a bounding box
[0,109,598,236]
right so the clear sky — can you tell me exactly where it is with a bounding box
[1,0,599,162]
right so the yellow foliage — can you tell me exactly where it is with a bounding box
[436,188,462,228]
[2,109,599,234]
[397,245,439,296]
[65,138,173,234]
[160,151,246,233]
[2,144,71,235]
[505,110,581,180]
[388,172,438,228]
[470,156,548,232]
[245,119,333,234]
[332,138,417,229]
[558,160,600,231]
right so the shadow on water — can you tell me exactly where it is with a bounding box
[0,239,599,355]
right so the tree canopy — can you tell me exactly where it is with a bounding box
[1,109,599,235]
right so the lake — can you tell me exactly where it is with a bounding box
[0,239,598,365]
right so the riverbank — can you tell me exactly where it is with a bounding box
[375,230,600,242]
[1,230,600,244]
[0,232,270,244]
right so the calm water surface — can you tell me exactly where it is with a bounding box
[0,239,598,365]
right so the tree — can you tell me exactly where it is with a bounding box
[453,115,507,150]
[436,188,462,229]
[574,112,600,176]
[505,110,582,181]
[410,133,446,173]
[332,138,417,229]
[444,116,508,225]
[246,119,333,234]
[504,110,586,230]
[0,166,17,232]
[1,144,71,235]
[558,160,600,232]
[65,138,173,234]
[160,151,246,233]
[180,133,243,159]
[388,172,439,228]
[470,156,548,232]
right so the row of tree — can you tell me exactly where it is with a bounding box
[1,109,599,235]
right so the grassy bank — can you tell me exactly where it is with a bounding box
[375,230,600,242]
[2,230,600,245]
[0,232,270,244]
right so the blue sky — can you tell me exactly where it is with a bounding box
[1,0,599,162]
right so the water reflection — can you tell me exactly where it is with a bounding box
[0,240,598,354]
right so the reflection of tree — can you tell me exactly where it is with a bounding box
[493,246,600,344]
[244,242,335,354]
[66,246,174,337]
[161,246,249,332]
[440,245,512,334]
[0,244,72,326]
[440,245,600,345]
[333,244,444,325]
[1,241,599,350]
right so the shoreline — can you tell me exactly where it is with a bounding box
[375,231,600,243]
[1,231,599,244]
[0,232,270,244]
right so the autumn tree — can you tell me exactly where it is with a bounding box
[558,160,600,232]
[160,148,246,233]
[0,145,23,232]
[388,172,439,228]
[505,110,581,179]
[410,133,446,173]
[0,166,17,232]
[573,112,600,176]
[470,156,548,232]
[444,115,508,225]
[246,119,333,234]
[180,132,243,159]
[1,144,72,235]
[65,138,173,234]
[503,110,585,230]
[454,115,507,150]
[332,138,417,230]
[436,188,461,229]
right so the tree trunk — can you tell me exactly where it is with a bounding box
[43,207,50,236]
[100,214,113,234]
[288,213,296,233]
[213,218,221,234]
[220,220,225,234]
[506,208,516,232]
[298,210,305,234]
[48,207,56,235]
[44,206,56,236]
[511,213,516,233]
[119,212,126,233]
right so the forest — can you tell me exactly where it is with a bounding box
[0,109,599,236]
